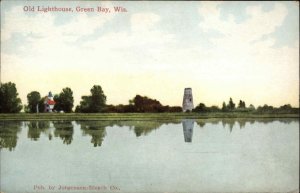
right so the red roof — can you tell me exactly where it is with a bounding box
[47,99,56,105]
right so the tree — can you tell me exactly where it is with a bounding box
[76,85,106,113]
[245,104,255,112]
[222,102,227,112]
[249,104,255,110]
[227,98,235,110]
[194,103,207,112]
[257,104,274,113]
[38,97,46,113]
[238,100,246,109]
[279,104,292,110]
[166,106,182,112]
[54,87,74,112]
[0,82,22,113]
[132,95,164,112]
[90,85,106,113]
[278,104,294,113]
[209,105,220,112]
[75,96,92,113]
[53,94,60,110]
[194,103,220,113]
[27,91,41,113]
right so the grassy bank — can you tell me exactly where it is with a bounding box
[0,112,299,121]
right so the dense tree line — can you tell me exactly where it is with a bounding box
[103,95,182,113]
[193,97,299,114]
[0,82,299,114]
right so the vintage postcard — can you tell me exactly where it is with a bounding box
[0,1,299,193]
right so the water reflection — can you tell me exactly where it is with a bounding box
[27,121,50,141]
[0,121,22,151]
[0,118,298,151]
[182,119,194,143]
[77,121,110,147]
[118,121,164,137]
[196,118,297,133]
[53,121,73,145]
[1,119,298,193]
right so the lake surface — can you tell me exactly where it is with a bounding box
[0,119,299,193]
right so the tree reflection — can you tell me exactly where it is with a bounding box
[238,119,246,129]
[196,119,222,128]
[53,121,74,145]
[197,120,206,128]
[119,121,165,137]
[221,119,236,133]
[182,119,194,143]
[27,121,50,141]
[232,118,295,131]
[0,121,22,151]
[77,121,112,147]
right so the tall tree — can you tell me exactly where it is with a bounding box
[76,85,106,113]
[0,82,22,113]
[27,91,41,113]
[90,85,106,113]
[227,98,235,110]
[222,101,227,111]
[238,100,246,108]
[54,87,74,113]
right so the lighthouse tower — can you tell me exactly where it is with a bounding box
[45,91,56,112]
[182,88,194,112]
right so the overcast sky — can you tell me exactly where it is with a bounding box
[1,1,299,108]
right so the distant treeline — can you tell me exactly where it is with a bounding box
[193,97,299,114]
[0,81,298,114]
[102,95,182,113]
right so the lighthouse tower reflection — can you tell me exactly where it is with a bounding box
[182,119,194,143]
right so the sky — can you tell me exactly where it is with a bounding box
[1,1,299,108]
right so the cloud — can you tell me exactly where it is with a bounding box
[198,2,288,43]
[80,12,176,73]
[130,12,160,32]
[1,5,114,43]
[1,6,54,41]
[195,2,298,106]
[1,4,115,71]
[58,12,113,40]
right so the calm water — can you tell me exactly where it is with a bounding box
[0,119,299,193]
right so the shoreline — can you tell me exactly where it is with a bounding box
[0,112,299,121]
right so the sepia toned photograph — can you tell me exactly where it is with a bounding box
[0,1,299,193]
